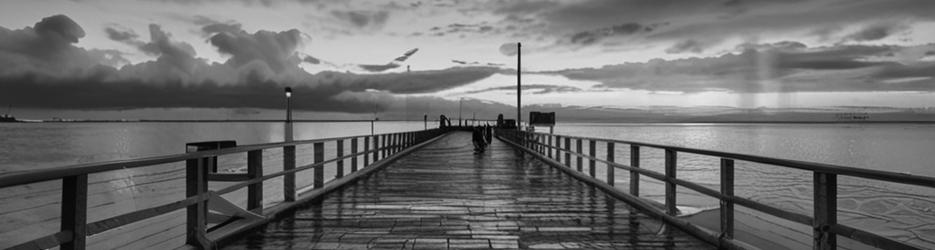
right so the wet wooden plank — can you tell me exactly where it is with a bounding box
[222,132,712,249]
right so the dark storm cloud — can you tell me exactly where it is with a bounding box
[393,48,418,62]
[0,15,504,113]
[104,26,139,42]
[568,22,661,45]
[330,10,389,29]
[303,55,321,64]
[926,51,935,56]
[464,84,582,95]
[359,63,400,72]
[0,14,125,76]
[207,28,303,73]
[357,48,420,72]
[665,40,708,54]
[552,43,932,93]
[843,22,910,42]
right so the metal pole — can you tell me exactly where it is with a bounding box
[516,42,521,130]
[459,98,463,127]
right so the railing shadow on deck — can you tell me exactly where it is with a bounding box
[0,128,452,250]
[496,129,935,250]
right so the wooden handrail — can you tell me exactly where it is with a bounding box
[496,129,930,250]
[2,128,450,250]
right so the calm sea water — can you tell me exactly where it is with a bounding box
[0,122,933,248]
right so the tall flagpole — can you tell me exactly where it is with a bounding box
[516,42,521,130]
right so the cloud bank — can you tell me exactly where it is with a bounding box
[0,15,500,113]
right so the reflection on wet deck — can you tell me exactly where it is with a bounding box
[221,132,712,249]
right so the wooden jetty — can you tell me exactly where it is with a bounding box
[1,127,933,249]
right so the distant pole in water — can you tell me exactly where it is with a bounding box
[459,97,464,127]
[424,114,427,130]
[516,42,521,130]
[284,87,293,142]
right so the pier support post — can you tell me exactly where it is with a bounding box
[606,143,615,186]
[336,139,344,178]
[314,142,324,189]
[351,138,358,172]
[283,145,296,202]
[186,158,210,249]
[247,150,263,213]
[665,149,677,216]
[630,145,640,196]
[813,172,837,250]
[589,140,596,178]
[720,159,734,243]
[61,174,88,250]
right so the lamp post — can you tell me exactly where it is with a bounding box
[285,87,293,142]
[516,42,521,130]
[459,97,464,127]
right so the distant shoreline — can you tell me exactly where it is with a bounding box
[18,119,935,124]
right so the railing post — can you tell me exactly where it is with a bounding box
[630,145,640,196]
[589,140,596,178]
[186,158,209,248]
[565,137,572,169]
[351,138,358,172]
[336,139,344,178]
[720,158,734,242]
[61,174,88,250]
[247,150,263,213]
[314,142,324,189]
[576,138,583,172]
[283,145,296,202]
[606,142,615,186]
[665,149,677,216]
[814,172,837,250]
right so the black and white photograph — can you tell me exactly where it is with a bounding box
[1,0,934,249]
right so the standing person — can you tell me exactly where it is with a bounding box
[472,126,486,153]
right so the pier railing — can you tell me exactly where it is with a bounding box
[496,129,935,250]
[0,128,447,250]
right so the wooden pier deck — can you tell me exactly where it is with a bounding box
[220,132,712,249]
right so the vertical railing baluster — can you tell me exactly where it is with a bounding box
[283,145,296,202]
[814,172,837,250]
[61,174,88,250]
[606,142,615,186]
[247,150,263,213]
[547,134,553,158]
[381,134,387,159]
[565,137,571,169]
[336,139,344,178]
[556,136,562,162]
[364,136,371,166]
[373,135,379,162]
[720,158,734,243]
[630,145,640,196]
[351,138,359,172]
[576,138,583,172]
[665,149,677,216]
[186,158,209,248]
[314,142,324,189]
[589,140,596,178]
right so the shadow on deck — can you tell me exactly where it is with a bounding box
[221,132,712,249]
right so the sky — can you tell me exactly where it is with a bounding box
[1,0,935,120]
